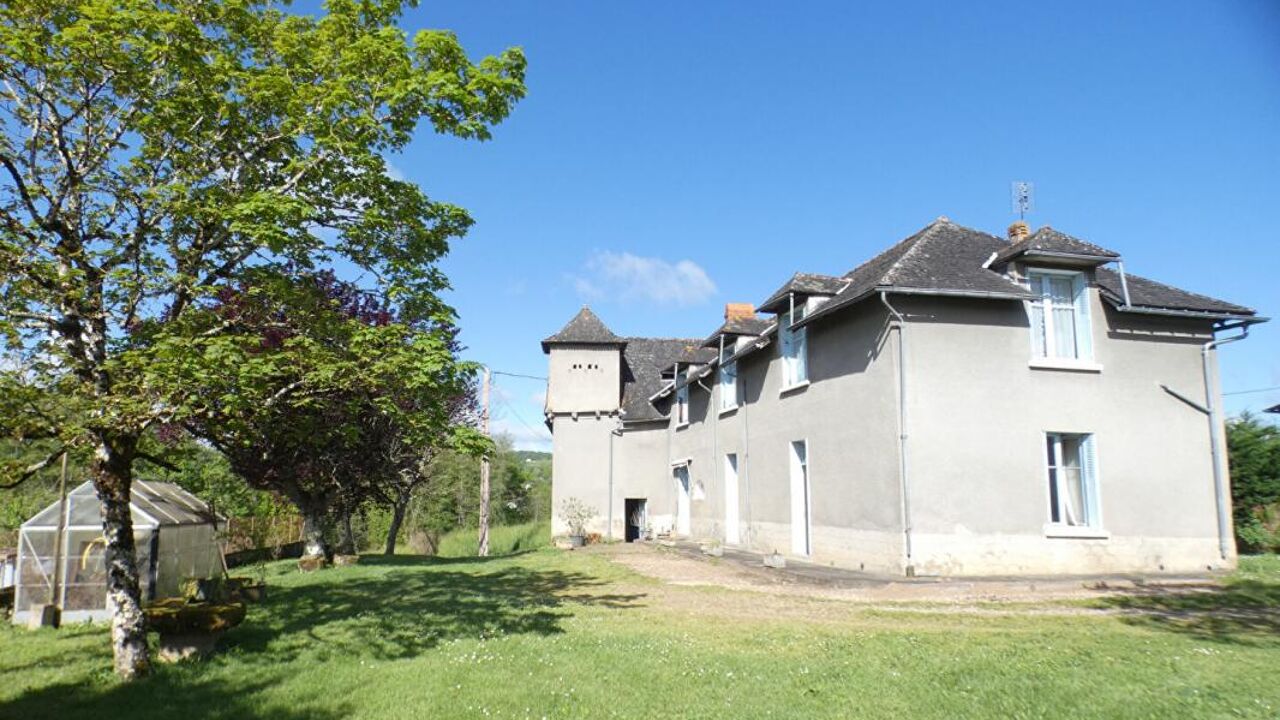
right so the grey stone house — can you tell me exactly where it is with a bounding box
[543,218,1264,576]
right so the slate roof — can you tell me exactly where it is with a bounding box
[994,226,1121,265]
[758,273,847,314]
[700,316,773,348]
[801,218,1035,327]
[620,338,706,422]
[541,306,624,352]
[1266,404,1280,414]
[1096,268,1255,317]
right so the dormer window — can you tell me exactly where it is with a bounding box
[1026,269,1092,361]
[719,343,739,411]
[780,303,809,388]
[676,383,689,426]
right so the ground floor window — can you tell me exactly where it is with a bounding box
[1045,432,1099,527]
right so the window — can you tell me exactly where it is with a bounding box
[1045,433,1100,528]
[780,304,808,388]
[719,343,739,411]
[675,384,689,426]
[1027,270,1092,360]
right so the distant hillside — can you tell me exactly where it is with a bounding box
[513,450,551,463]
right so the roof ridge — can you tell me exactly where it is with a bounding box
[880,221,943,285]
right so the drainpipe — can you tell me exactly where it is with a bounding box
[1116,261,1133,308]
[880,291,914,576]
[1202,321,1251,561]
[608,417,623,541]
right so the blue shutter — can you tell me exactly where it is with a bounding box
[1073,273,1093,361]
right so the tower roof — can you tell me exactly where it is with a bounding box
[541,306,625,353]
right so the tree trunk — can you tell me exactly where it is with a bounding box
[385,490,409,555]
[301,509,331,559]
[91,434,151,680]
[337,511,357,555]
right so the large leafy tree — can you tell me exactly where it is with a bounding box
[151,270,485,560]
[0,0,524,678]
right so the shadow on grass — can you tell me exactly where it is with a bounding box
[1,554,644,719]
[1,673,351,720]
[226,553,646,664]
[1095,579,1280,646]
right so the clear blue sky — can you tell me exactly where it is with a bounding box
[388,1,1279,449]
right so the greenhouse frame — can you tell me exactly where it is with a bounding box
[13,480,224,625]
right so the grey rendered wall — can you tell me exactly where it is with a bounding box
[546,346,621,413]
[901,282,1231,575]
[549,413,614,536]
[669,302,906,573]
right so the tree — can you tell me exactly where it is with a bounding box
[375,364,478,555]
[1227,412,1280,552]
[0,0,524,678]
[150,269,486,561]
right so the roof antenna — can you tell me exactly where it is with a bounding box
[1011,181,1034,220]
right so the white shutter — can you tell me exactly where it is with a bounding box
[1073,273,1093,361]
[1081,434,1100,527]
[794,326,808,383]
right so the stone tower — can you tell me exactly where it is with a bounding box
[542,307,625,536]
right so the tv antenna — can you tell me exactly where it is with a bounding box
[1011,181,1034,219]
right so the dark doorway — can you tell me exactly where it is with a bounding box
[625,498,647,542]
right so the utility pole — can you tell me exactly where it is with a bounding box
[48,452,69,627]
[478,365,491,557]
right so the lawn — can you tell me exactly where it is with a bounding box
[2,548,1278,720]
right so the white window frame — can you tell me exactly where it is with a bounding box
[675,384,689,427]
[1025,268,1093,363]
[1043,432,1106,538]
[780,302,809,391]
[718,343,739,412]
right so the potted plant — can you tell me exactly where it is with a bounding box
[559,497,597,548]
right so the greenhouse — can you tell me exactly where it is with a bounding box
[13,480,224,625]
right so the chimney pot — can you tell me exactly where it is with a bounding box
[1008,220,1030,242]
[724,303,755,322]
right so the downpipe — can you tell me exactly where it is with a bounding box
[1203,322,1251,561]
[880,291,914,576]
[608,418,623,541]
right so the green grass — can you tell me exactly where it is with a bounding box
[435,521,550,557]
[1,553,1278,719]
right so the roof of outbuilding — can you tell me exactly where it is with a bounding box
[758,273,847,313]
[541,306,624,352]
[23,480,218,529]
[620,338,706,422]
[1095,268,1255,317]
[802,218,1036,326]
[995,226,1121,265]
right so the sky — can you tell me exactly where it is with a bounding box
[382,1,1280,450]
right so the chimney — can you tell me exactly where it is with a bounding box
[1007,220,1030,242]
[724,303,755,322]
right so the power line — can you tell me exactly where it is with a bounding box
[490,369,547,382]
[1224,385,1280,397]
[493,394,551,440]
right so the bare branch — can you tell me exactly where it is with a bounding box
[0,447,66,489]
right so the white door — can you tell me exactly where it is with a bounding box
[674,466,691,536]
[724,454,740,545]
[790,440,811,556]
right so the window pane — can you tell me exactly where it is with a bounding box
[1053,305,1078,358]
[1030,302,1048,357]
